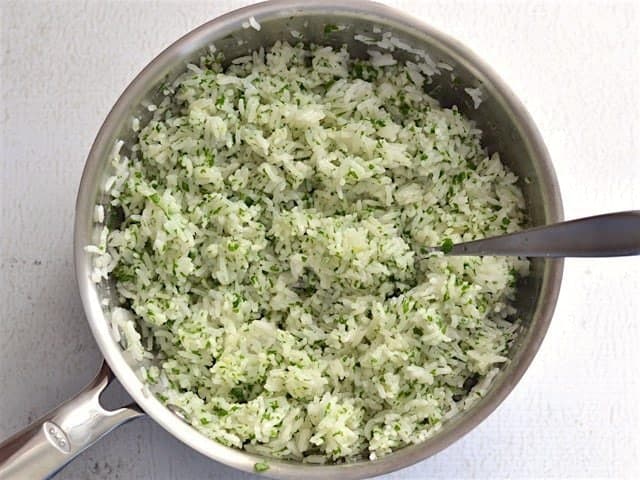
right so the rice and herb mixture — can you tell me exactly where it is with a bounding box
[89,41,529,462]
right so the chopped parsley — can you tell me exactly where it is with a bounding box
[441,238,454,254]
[254,462,270,472]
[323,24,339,34]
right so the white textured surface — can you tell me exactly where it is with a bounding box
[1,0,639,478]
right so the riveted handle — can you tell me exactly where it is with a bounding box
[0,362,143,480]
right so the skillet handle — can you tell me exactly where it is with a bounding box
[0,362,143,480]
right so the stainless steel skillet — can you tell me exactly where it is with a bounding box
[0,1,563,478]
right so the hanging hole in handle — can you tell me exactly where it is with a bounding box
[98,373,136,412]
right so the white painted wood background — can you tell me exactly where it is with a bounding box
[1,1,638,478]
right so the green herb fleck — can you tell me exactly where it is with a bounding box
[353,62,378,81]
[230,386,245,402]
[254,462,270,472]
[232,293,243,310]
[203,148,215,166]
[453,172,467,184]
[324,24,339,34]
[402,299,411,314]
[441,238,454,254]
[113,267,135,283]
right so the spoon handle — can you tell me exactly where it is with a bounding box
[448,211,640,257]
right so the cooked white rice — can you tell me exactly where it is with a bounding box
[465,87,484,109]
[90,41,529,462]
